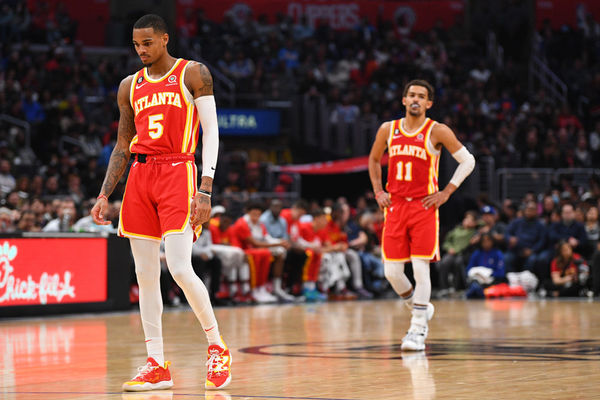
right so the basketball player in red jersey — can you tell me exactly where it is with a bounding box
[368,79,475,351]
[90,15,231,390]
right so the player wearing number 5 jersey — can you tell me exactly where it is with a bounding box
[90,14,231,391]
[368,79,475,351]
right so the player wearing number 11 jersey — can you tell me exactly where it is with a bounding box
[368,79,475,351]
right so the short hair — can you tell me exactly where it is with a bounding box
[292,199,309,211]
[245,201,264,212]
[311,208,326,218]
[133,14,168,34]
[402,79,434,101]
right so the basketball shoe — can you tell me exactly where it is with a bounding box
[401,323,428,351]
[205,340,232,390]
[122,357,173,391]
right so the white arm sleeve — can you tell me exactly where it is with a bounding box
[449,146,475,188]
[194,95,219,178]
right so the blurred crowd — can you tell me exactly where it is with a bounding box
[1,1,600,301]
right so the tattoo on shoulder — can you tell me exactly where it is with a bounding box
[197,64,213,96]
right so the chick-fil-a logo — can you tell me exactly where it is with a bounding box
[0,238,107,306]
[0,242,76,305]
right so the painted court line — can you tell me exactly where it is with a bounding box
[2,392,362,400]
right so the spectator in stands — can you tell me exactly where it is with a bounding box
[72,198,116,233]
[352,211,388,296]
[260,199,288,239]
[465,233,506,298]
[504,201,547,275]
[16,210,39,232]
[339,202,372,299]
[230,202,293,303]
[0,158,16,198]
[209,208,252,304]
[192,222,225,305]
[0,207,15,233]
[290,208,330,302]
[545,241,589,297]
[260,198,306,295]
[436,211,478,296]
[545,203,588,267]
[470,205,506,249]
[42,197,76,232]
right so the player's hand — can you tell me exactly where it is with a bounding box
[421,191,450,209]
[91,197,112,225]
[191,193,211,226]
[375,191,391,210]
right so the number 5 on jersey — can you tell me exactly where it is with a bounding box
[396,161,412,181]
[148,114,164,139]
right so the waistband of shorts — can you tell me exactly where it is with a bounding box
[135,153,195,163]
[391,194,426,202]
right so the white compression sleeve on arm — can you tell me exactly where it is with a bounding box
[194,95,219,178]
[449,146,475,187]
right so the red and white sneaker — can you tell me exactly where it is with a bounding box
[122,357,174,391]
[205,340,232,390]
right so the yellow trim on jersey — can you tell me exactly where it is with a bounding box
[189,118,200,153]
[421,121,438,195]
[387,119,397,148]
[129,136,139,152]
[181,103,194,152]
[399,117,429,137]
[143,58,183,83]
[179,61,191,107]
[130,71,139,111]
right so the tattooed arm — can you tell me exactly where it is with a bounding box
[185,62,219,226]
[91,75,136,225]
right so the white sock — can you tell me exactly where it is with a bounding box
[273,277,283,292]
[411,258,431,306]
[145,337,165,366]
[129,238,165,366]
[411,303,428,327]
[304,281,316,291]
[165,224,222,345]
[241,281,250,294]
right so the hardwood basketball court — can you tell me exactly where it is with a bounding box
[1,299,598,399]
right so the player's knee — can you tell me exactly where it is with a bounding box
[384,261,404,281]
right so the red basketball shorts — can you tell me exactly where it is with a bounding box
[118,153,201,241]
[302,248,322,282]
[382,197,439,262]
[245,248,272,287]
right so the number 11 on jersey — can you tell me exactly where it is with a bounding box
[396,161,412,181]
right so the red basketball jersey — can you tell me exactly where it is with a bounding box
[386,118,440,198]
[129,58,199,155]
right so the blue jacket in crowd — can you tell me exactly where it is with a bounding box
[506,217,546,253]
[466,249,506,278]
[546,221,588,248]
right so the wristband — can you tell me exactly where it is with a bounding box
[97,194,108,201]
[198,189,212,197]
